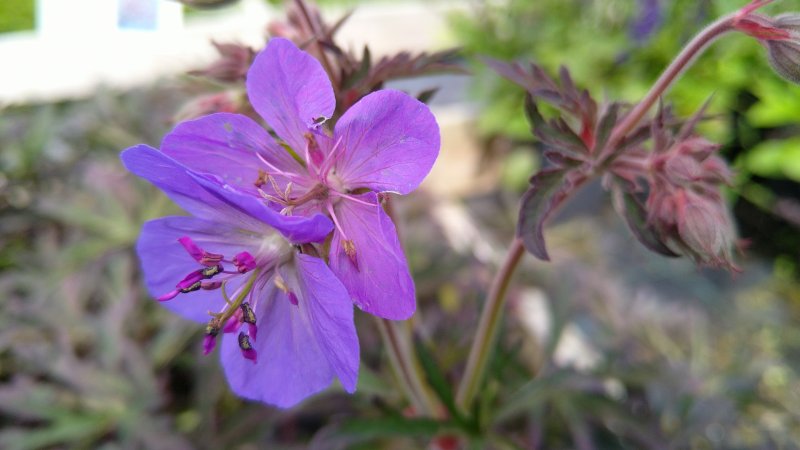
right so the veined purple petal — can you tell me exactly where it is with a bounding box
[121,145,267,230]
[247,37,335,155]
[293,253,359,392]
[329,192,416,320]
[161,112,307,195]
[189,172,333,244]
[221,256,358,408]
[137,216,264,322]
[332,90,440,195]
[121,145,333,244]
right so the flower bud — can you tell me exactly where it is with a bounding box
[735,13,800,84]
[675,190,739,270]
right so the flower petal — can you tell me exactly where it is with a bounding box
[247,37,335,155]
[137,216,264,322]
[190,172,333,244]
[161,112,307,195]
[329,192,416,320]
[221,255,358,407]
[332,90,440,195]
[121,145,333,244]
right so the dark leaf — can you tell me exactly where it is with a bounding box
[612,187,680,257]
[517,168,573,260]
[594,103,620,154]
[524,94,588,160]
[416,87,440,104]
[342,46,372,90]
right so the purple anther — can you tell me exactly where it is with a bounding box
[233,251,257,274]
[178,236,223,266]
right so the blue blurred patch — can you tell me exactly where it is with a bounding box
[118,0,159,30]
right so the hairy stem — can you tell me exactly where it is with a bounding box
[455,5,760,415]
[607,14,736,151]
[455,237,525,412]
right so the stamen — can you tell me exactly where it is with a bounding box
[329,190,380,207]
[178,236,223,266]
[238,332,258,362]
[304,132,325,168]
[319,135,345,179]
[325,202,349,241]
[255,152,308,182]
[233,251,256,273]
[241,302,258,341]
[274,274,299,306]
[203,317,222,355]
[342,239,359,271]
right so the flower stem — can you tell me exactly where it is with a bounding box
[376,317,439,416]
[378,196,443,418]
[455,237,525,413]
[607,14,736,151]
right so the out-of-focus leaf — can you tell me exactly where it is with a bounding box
[517,168,574,260]
[525,94,588,162]
[744,136,800,182]
[0,413,113,450]
[310,417,447,450]
[413,336,472,428]
[611,187,679,257]
[593,102,619,154]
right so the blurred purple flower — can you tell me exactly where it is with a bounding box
[162,38,440,320]
[121,146,358,408]
[630,0,662,43]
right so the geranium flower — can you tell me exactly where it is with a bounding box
[121,146,358,408]
[160,37,440,320]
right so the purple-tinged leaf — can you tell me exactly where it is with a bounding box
[593,103,620,154]
[611,187,680,257]
[517,169,574,260]
[524,94,588,160]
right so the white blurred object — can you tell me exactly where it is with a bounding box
[515,288,602,371]
[0,0,462,105]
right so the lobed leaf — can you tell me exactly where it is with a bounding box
[517,168,574,260]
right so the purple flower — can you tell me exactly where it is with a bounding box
[160,38,440,320]
[121,146,359,408]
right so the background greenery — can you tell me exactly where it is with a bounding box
[0,0,798,448]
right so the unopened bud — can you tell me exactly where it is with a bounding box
[735,13,800,84]
[675,190,739,270]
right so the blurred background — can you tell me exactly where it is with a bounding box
[1,0,798,448]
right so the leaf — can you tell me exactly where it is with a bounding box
[524,94,588,161]
[310,417,448,450]
[517,168,573,260]
[413,336,472,429]
[612,187,679,257]
[593,103,619,154]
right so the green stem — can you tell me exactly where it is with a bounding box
[455,237,525,412]
[377,196,443,418]
[376,318,439,417]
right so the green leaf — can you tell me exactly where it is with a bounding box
[311,417,449,450]
[413,336,473,429]
[743,137,800,182]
